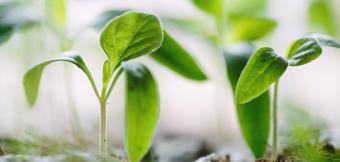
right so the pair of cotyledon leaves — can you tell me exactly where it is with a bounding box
[92,9,207,81]
[24,11,166,162]
[236,33,340,104]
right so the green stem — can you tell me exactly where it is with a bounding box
[100,100,107,154]
[98,67,124,154]
[105,68,124,102]
[272,81,279,160]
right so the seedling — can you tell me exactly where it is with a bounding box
[190,0,276,159]
[235,33,340,160]
[23,11,164,162]
[0,2,39,45]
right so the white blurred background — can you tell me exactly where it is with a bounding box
[0,0,340,151]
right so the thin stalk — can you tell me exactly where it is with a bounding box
[99,100,107,154]
[272,81,279,160]
[99,67,123,154]
[213,1,228,140]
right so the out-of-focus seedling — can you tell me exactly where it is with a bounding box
[235,33,340,160]
[23,11,163,162]
[191,0,276,159]
[0,2,39,45]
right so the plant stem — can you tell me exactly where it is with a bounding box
[100,100,107,154]
[272,81,279,160]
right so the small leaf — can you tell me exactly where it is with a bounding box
[100,11,163,67]
[286,37,322,66]
[191,0,224,21]
[224,43,270,158]
[307,33,340,48]
[102,60,111,84]
[236,47,288,104]
[123,63,159,162]
[151,32,207,80]
[227,15,277,42]
[91,9,128,30]
[308,0,337,35]
[45,0,67,30]
[23,51,96,106]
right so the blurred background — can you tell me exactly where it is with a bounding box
[1,0,340,157]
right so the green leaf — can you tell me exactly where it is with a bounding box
[23,51,98,106]
[151,32,207,80]
[45,0,67,30]
[227,15,277,42]
[0,2,39,45]
[236,47,288,104]
[308,0,337,35]
[191,0,224,21]
[227,0,268,16]
[123,63,159,162]
[91,9,128,30]
[286,37,322,66]
[100,11,163,68]
[102,60,111,85]
[307,33,340,48]
[224,43,270,158]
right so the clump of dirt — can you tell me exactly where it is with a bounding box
[195,153,230,162]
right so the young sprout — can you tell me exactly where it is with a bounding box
[235,33,340,160]
[23,11,163,162]
[191,0,276,159]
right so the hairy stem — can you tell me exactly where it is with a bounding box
[272,81,279,160]
[100,101,107,154]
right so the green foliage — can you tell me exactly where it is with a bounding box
[191,0,224,21]
[308,0,337,35]
[45,0,67,30]
[123,63,159,162]
[23,11,164,160]
[235,47,288,104]
[100,11,163,68]
[226,0,268,16]
[224,43,270,158]
[286,37,322,66]
[227,15,277,42]
[0,2,39,45]
[151,32,207,80]
[93,9,208,81]
[23,51,98,106]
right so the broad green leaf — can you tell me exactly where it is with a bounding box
[0,2,39,45]
[123,63,159,162]
[91,9,128,30]
[224,43,270,158]
[308,0,337,35]
[236,47,288,104]
[151,32,207,80]
[23,51,97,106]
[286,37,322,66]
[227,15,277,42]
[191,0,224,21]
[226,0,267,16]
[307,33,340,48]
[46,0,66,30]
[100,11,163,68]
